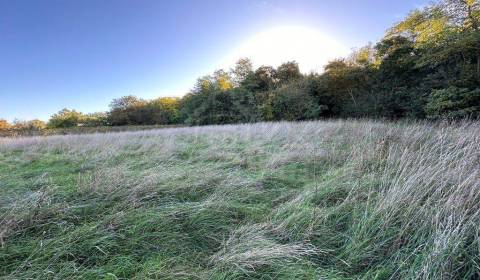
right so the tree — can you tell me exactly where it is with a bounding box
[109,95,147,125]
[375,36,424,118]
[146,97,180,124]
[442,0,480,77]
[48,109,84,128]
[441,0,480,29]
[213,70,233,91]
[269,82,324,121]
[388,6,449,49]
[276,61,302,84]
[348,44,379,67]
[83,112,109,127]
[0,119,11,130]
[46,0,480,128]
[24,119,46,130]
[193,70,233,93]
[229,87,265,123]
[179,89,236,125]
[315,59,367,116]
[426,86,480,118]
[194,75,216,94]
[231,58,253,87]
[250,66,278,91]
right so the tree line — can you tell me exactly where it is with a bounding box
[1,0,479,130]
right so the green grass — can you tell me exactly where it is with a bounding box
[1,120,479,279]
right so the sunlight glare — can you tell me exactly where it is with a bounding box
[222,25,350,73]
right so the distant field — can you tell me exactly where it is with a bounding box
[0,120,479,279]
[0,124,183,138]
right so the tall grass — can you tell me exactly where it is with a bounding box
[0,124,183,138]
[0,120,478,279]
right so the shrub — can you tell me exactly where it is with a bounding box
[108,96,147,126]
[13,119,46,130]
[145,97,180,125]
[426,87,480,119]
[47,109,85,128]
[83,112,109,127]
[0,119,11,130]
[269,82,325,121]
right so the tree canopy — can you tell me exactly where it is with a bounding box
[3,0,479,131]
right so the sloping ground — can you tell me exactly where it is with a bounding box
[0,120,479,279]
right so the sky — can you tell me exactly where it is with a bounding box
[0,0,429,122]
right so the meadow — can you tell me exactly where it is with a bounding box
[0,120,479,279]
[0,124,182,138]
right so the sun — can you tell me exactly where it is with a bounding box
[222,25,350,73]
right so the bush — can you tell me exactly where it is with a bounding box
[179,90,237,125]
[426,87,480,119]
[0,119,11,130]
[108,96,180,126]
[47,109,85,128]
[145,97,180,125]
[269,82,325,121]
[83,112,109,127]
[14,119,46,130]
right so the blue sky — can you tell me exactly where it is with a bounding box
[0,0,429,121]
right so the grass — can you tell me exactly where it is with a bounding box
[0,124,183,138]
[0,120,479,279]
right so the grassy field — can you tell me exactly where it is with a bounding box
[0,124,183,138]
[0,120,479,279]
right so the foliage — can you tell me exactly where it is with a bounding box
[0,119,48,136]
[268,82,324,121]
[48,109,85,128]
[426,86,480,118]
[13,119,46,130]
[82,112,109,127]
[0,119,11,130]
[47,109,108,128]
[230,58,253,87]
[179,89,236,125]
[108,96,180,126]
[4,0,480,127]
[145,97,181,125]
[276,61,302,84]
[109,95,147,125]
